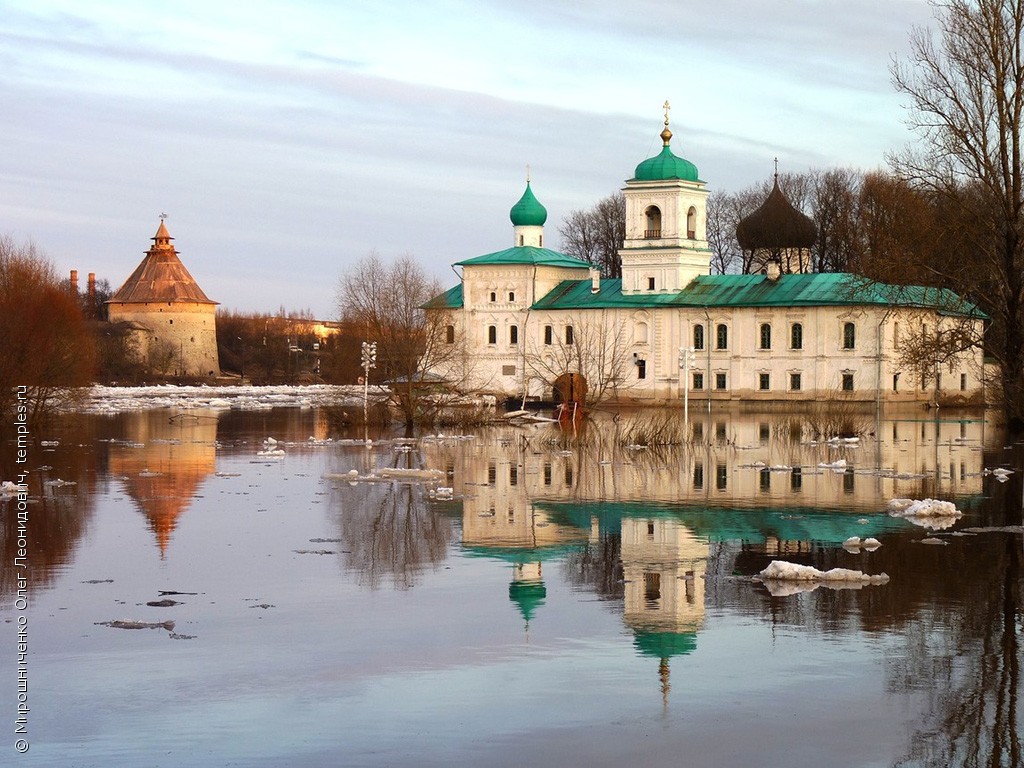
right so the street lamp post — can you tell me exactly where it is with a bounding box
[361,341,377,441]
[237,337,244,383]
[679,346,696,437]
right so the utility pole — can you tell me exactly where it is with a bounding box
[361,340,377,443]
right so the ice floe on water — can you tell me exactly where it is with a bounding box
[887,498,963,529]
[79,384,373,414]
[843,536,881,552]
[755,560,889,596]
[1,481,28,495]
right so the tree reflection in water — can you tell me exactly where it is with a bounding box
[329,445,455,590]
[892,464,1021,768]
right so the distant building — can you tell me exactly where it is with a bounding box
[107,220,220,377]
[425,110,986,407]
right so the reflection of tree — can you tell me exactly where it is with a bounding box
[890,468,1021,768]
[561,532,623,602]
[332,450,455,590]
[0,415,101,599]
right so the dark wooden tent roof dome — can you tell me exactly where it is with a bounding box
[736,177,817,251]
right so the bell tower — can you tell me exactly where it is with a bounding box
[619,102,711,295]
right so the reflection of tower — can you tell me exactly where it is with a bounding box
[620,517,708,707]
[109,412,218,557]
[508,562,546,639]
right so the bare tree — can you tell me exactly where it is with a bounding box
[526,312,635,405]
[338,252,468,429]
[706,190,743,274]
[558,193,626,278]
[890,0,1024,426]
[810,168,862,273]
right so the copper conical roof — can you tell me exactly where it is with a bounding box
[736,178,817,251]
[108,221,216,304]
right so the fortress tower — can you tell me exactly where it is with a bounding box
[107,220,220,377]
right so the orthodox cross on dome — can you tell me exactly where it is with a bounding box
[526,164,531,183]
[159,212,168,221]
[663,100,671,126]
[660,100,673,146]
[773,157,779,181]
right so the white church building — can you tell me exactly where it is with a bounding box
[425,113,986,408]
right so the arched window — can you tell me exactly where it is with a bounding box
[487,325,497,344]
[508,291,515,302]
[791,323,803,350]
[509,325,518,345]
[644,206,662,238]
[687,206,697,239]
[843,322,856,349]
[489,291,496,302]
[759,323,771,350]
[716,323,728,350]
[565,325,575,345]
[445,325,455,344]
[636,321,649,344]
[693,324,704,350]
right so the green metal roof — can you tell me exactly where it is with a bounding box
[455,245,592,270]
[422,283,463,310]
[509,181,547,227]
[633,145,700,182]
[532,272,986,316]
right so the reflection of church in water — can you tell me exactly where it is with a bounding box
[426,413,989,693]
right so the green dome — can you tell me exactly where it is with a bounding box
[510,181,547,226]
[633,629,697,659]
[509,580,546,622]
[633,145,699,182]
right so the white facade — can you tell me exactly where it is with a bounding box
[427,133,985,408]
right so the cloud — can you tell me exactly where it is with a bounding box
[0,0,936,315]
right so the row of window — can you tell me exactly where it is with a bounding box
[463,321,859,352]
[692,321,856,351]
[684,371,856,392]
[483,324,575,346]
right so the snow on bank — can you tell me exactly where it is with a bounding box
[887,498,963,530]
[80,384,376,414]
[756,560,889,596]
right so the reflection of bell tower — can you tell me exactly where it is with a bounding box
[508,562,546,638]
[620,518,708,707]
[109,412,218,557]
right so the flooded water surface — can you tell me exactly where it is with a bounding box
[2,406,1021,767]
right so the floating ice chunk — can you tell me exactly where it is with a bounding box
[818,459,847,469]
[44,478,77,486]
[263,437,278,445]
[256,449,285,457]
[40,440,59,447]
[888,498,961,518]
[377,467,445,481]
[137,470,162,477]
[757,560,889,588]
[843,536,882,552]
[1,481,28,495]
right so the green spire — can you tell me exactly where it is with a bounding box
[510,181,548,227]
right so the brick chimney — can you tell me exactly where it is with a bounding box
[87,272,96,304]
[70,269,79,294]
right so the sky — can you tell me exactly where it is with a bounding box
[0,0,938,318]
